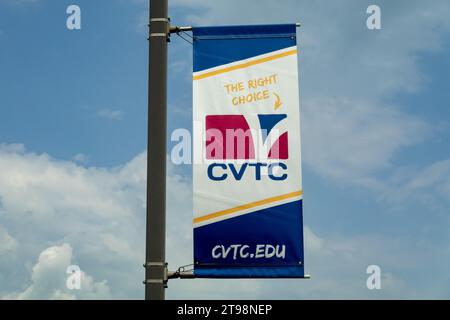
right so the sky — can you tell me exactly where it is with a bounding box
[0,0,449,299]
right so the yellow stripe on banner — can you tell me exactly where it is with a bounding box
[192,49,298,81]
[193,190,303,224]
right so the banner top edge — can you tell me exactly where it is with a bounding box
[192,23,297,39]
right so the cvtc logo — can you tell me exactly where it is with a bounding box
[205,114,288,160]
[205,114,289,181]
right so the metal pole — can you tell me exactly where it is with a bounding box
[145,0,168,300]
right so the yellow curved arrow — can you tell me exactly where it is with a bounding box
[273,92,283,110]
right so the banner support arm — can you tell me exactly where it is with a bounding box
[168,272,311,280]
[168,270,196,279]
[169,23,301,34]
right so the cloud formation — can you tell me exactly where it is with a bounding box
[0,144,146,299]
[96,109,124,121]
[0,144,191,299]
[3,244,111,300]
[1,144,448,299]
[302,98,428,187]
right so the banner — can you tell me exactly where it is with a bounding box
[192,24,304,278]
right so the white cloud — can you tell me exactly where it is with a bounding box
[4,243,111,300]
[302,98,428,187]
[404,160,450,195]
[101,233,132,256]
[303,226,324,253]
[0,225,17,255]
[96,109,124,121]
[0,145,146,299]
[381,159,450,209]
[73,153,89,164]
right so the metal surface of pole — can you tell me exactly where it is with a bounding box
[145,0,168,300]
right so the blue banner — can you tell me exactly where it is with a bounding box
[192,24,304,278]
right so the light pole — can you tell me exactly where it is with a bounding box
[145,0,169,300]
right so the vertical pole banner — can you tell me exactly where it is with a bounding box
[192,24,304,278]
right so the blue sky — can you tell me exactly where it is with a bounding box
[0,0,449,299]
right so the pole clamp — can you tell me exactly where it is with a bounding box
[143,262,169,288]
[150,18,170,23]
[144,262,166,267]
[149,17,171,41]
